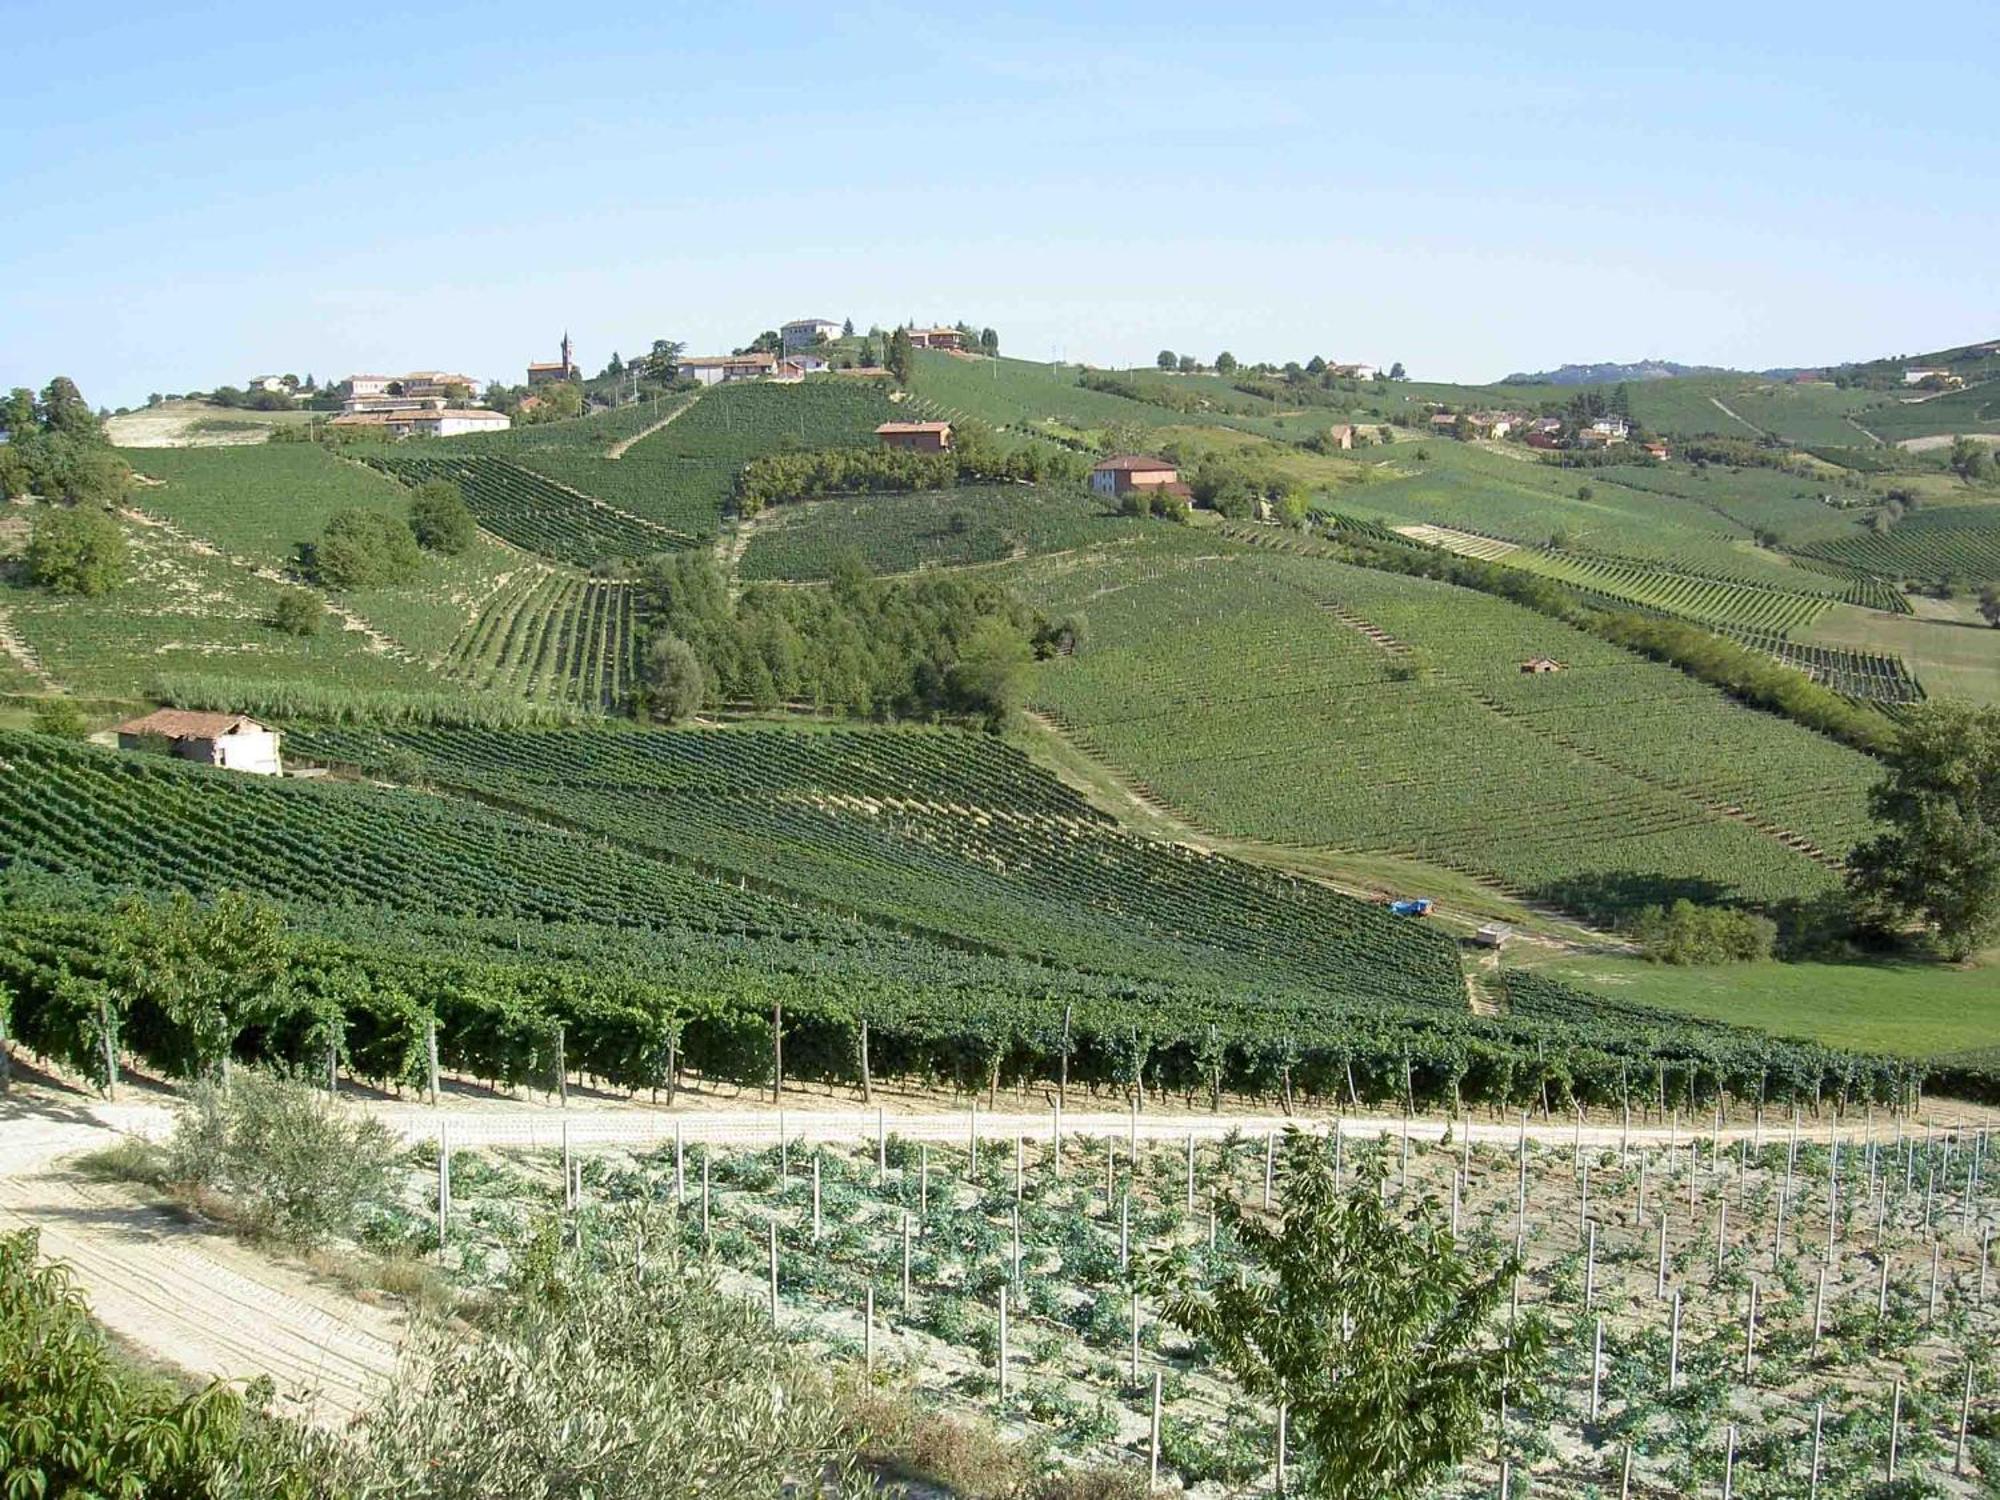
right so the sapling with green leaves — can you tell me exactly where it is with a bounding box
[1145,1127,1546,1500]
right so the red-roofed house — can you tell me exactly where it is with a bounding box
[1090,454,1180,498]
[114,710,283,775]
[876,421,954,452]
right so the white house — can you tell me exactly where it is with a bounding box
[247,375,289,393]
[115,709,283,776]
[678,352,780,386]
[328,407,509,438]
[343,374,394,398]
[781,318,841,352]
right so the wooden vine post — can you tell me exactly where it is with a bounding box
[858,1018,871,1105]
[771,994,783,1103]
[99,993,119,1101]
[424,1016,439,1106]
[553,1022,567,1107]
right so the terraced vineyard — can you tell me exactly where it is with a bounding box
[365,453,695,565]
[443,570,643,706]
[1013,532,1881,918]
[737,485,1130,581]
[1504,552,1838,632]
[1720,628,1927,705]
[1797,504,2000,584]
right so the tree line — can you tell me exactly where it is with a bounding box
[733,424,1085,516]
[629,552,1071,729]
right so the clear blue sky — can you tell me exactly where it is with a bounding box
[5,1,1996,408]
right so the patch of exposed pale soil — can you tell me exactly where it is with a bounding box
[0,1093,401,1425]
[120,503,409,657]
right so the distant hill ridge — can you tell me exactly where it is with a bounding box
[1500,359,1740,386]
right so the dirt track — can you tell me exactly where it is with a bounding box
[1,1093,401,1424]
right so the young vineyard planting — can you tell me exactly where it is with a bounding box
[1720,629,1927,705]
[409,1108,1999,1498]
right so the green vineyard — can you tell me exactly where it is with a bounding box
[1797,504,2000,584]
[284,722,1465,1000]
[1013,533,1881,918]
[365,453,697,566]
[1719,628,1926,705]
[0,730,1901,1111]
[444,570,644,706]
[737,485,1130,581]
[1504,551,1837,633]
[495,379,904,541]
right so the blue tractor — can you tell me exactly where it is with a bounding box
[1388,897,1435,918]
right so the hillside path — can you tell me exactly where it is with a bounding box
[0,1094,402,1425]
[1708,396,1768,437]
[605,390,700,459]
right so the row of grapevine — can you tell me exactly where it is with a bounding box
[284,722,1465,1004]
[364,453,697,566]
[445,571,643,707]
[1719,628,1927,705]
[1507,551,1837,633]
[0,731,1905,1108]
[1798,505,2000,584]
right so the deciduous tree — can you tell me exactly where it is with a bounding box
[1147,1130,1543,1500]
[26,504,126,596]
[1848,702,2000,960]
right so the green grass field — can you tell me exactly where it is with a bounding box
[0,509,443,697]
[1511,950,2000,1059]
[1802,604,2000,704]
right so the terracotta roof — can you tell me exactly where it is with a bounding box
[526,361,569,371]
[1092,454,1176,472]
[875,421,953,434]
[115,709,266,739]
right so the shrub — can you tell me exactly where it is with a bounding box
[308,507,423,589]
[344,1212,861,1500]
[167,1068,399,1246]
[408,479,475,555]
[1628,900,1778,965]
[25,504,126,596]
[0,1229,332,1494]
[29,696,90,738]
[269,589,324,636]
